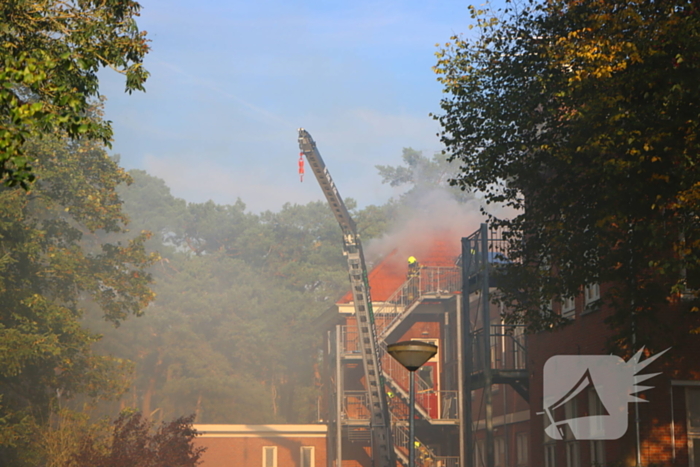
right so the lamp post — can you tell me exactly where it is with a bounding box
[387,340,438,467]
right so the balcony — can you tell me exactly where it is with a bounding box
[339,266,462,358]
[469,324,529,401]
[342,390,371,424]
[392,419,459,467]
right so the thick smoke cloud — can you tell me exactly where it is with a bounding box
[365,188,486,268]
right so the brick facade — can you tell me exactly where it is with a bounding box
[526,283,700,467]
[194,425,327,467]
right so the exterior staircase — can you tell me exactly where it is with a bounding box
[339,265,462,466]
[375,267,461,466]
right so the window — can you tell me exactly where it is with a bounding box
[263,446,277,467]
[560,398,582,467]
[540,295,554,317]
[561,296,576,318]
[475,439,485,467]
[300,446,315,467]
[688,387,700,429]
[544,444,556,467]
[588,388,606,440]
[588,387,606,466]
[590,441,605,467]
[495,437,505,467]
[564,399,578,440]
[516,432,528,466]
[418,364,434,388]
[513,326,526,370]
[565,441,580,467]
[491,322,502,369]
[688,387,700,467]
[584,284,600,305]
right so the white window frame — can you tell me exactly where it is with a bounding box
[564,398,578,440]
[495,436,505,467]
[300,446,315,467]
[561,296,576,318]
[565,441,580,467]
[687,387,700,467]
[563,396,581,467]
[263,446,277,467]
[584,283,600,305]
[516,432,529,466]
[490,321,502,370]
[589,440,605,467]
[588,387,606,440]
[544,443,556,467]
[475,439,486,467]
[513,325,526,370]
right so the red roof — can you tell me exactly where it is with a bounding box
[337,233,460,304]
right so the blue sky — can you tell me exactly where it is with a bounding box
[99,0,486,212]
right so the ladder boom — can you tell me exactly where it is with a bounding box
[298,128,394,467]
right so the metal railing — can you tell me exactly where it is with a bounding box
[342,390,371,421]
[391,420,433,466]
[376,266,460,338]
[340,325,360,356]
[461,225,514,279]
[391,418,456,467]
[438,391,460,420]
[471,324,527,373]
[341,351,459,422]
[380,342,460,421]
[339,266,461,356]
[380,341,433,393]
[434,457,460,467]
[386,389,460,422]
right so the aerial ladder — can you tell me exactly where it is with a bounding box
[298,129,394,467]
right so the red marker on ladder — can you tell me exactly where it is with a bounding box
[298,153,305,182]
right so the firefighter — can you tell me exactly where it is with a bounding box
[407,256,420,301]
[407,256,420,278]
[386,389,400,411]
[413,441,431,467]
[418,443,431,467]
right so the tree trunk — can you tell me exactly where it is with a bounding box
[141,351,162,418]
[194,393,203,422]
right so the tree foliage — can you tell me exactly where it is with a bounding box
[87,171,394,425]
[73,412,203,467]
[376,147,475,204]
[434,0,700,340]
[83,151,452,426]
[0,132,156,465]
[0,0,149,188]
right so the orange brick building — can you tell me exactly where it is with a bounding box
[315,226,700,467]
[318,235,464,467]
[193,424,328,467]
[463,226,700,467]
[526,283,700,467]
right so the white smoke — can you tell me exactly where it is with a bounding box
[365,188,488,268]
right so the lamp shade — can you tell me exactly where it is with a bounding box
[387,341,437,371]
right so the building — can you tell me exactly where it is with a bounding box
[527,283,700,467]
[318,236,465,467]
[463,226,700,467]
[315,224,700,467]
[193,424,327,467]
[462,226,531,467]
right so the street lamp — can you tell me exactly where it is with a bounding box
[387,340,438,467]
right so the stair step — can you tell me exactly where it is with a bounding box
[346,428,372,442]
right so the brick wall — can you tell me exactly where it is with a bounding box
[527,285,700,467]
[194,425,327,467]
